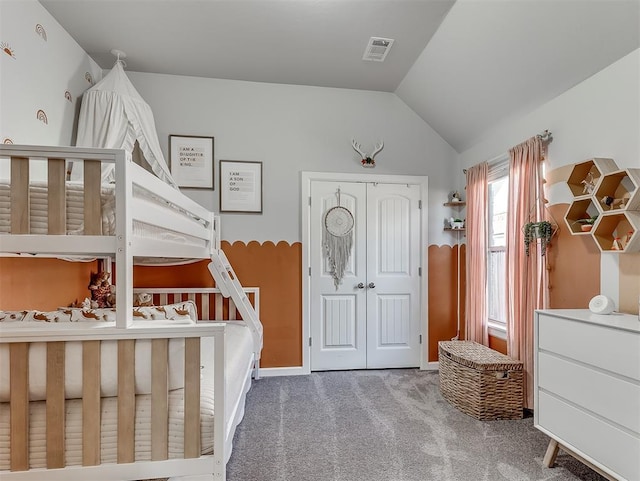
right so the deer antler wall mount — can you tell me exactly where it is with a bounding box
[352,139,383,168]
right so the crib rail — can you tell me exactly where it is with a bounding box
[134,287,260,321]
[0,323,226,479]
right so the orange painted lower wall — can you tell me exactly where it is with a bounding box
[428,244,466,362]
[488,335,507,354]
[547,204,600,309]
[219,241,302,368]
[0,258,98,310]
[619,252,640,314]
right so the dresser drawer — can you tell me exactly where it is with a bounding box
[538,351,640,434]
[537,313,640,381]
[538,391,640,481]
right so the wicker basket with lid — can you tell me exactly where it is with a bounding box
[438,340,523,420]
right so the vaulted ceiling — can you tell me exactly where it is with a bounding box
[40,0,640,153]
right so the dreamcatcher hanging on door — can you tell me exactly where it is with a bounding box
[323,188,354,290]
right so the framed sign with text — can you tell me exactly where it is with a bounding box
[169,135,214,189]
[220,160,263,213]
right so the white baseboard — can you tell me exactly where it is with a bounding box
[258,366,307,377]
[169,476,213,481]
[260,365,439,376]
[423,361,439,371]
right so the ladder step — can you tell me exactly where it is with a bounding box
[207,248,262,359]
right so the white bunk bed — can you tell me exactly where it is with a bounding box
[0,144,263,481]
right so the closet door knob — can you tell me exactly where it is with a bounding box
[368,282,376,289]
[357,282,365,289]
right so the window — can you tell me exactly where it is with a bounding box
[487,160,509,329]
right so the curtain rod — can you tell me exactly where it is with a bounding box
[462,129,552,174]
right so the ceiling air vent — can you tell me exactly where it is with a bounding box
[363,37,394,62]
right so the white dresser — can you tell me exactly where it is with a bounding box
[534,309,640,481]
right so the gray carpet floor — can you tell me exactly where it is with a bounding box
[226,369,606,481]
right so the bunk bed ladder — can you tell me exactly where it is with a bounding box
[208,249,263,378]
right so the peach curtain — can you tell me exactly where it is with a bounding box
[465,162,488,345]
[505,136,547,409]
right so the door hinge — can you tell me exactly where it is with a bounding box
[309,196,311,206]
[419,334,422,344]
[418,200,422,209]
[418,267,422,276]
[309,266,311,276]
[309,337,312,347]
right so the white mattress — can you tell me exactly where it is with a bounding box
[0,321,254,470]
[0,180,207,250]
[0,180,115,235]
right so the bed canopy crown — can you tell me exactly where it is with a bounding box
[73,52,178,188]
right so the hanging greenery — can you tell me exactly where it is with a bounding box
[523,221,554,256]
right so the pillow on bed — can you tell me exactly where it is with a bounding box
[0,301,197,323]
[0,309,104,323]
[131,300,198,322]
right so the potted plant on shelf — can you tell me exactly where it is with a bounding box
[449,218,464,229]
[523,220,554,256]
[573,214,598,232]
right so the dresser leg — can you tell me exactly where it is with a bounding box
[543,439,559,468]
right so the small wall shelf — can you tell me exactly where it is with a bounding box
[564,198,600,235]
[566,158,617,197]
[444,198,466,233]
[594,168,640,213]
[591,211,640,253]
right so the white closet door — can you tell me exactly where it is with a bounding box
[310,181,367,370]
[310,180,422,371]
[365,183,421,368]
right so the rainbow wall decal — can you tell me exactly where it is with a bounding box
[64,90,72,102]
[3,138,14,144]
[36,109,48,124]
[85,72,93,85]
[1,42,15,58]
[35,24,47,41]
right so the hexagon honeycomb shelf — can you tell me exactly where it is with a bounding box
[564,198,600,235]
[594,168,640,213]
[591,211,640,253]
[566,158,618,197]
[565,159,640,253]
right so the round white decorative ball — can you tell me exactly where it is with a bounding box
[588,295,615,315]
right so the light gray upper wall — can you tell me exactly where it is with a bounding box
[126,71,459,244]
[0,0,102,147]
[396,0,640,154]
[458,48,639,197]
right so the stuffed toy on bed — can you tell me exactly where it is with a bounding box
[88,271,113,308]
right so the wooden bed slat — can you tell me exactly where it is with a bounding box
[184,338,201,458]
[47,158,67,234]
[215,293,223,320]
[229,299,237,320]
[46,342,65,468]
[10,343,29,471]
[118,339,136,463]
[10,157,30,234]
[83,340,101,466]
[83,160,102,235]
[202,293,210,320]
[151,339,169,461]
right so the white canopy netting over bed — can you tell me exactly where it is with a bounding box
[72,59,177,188]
